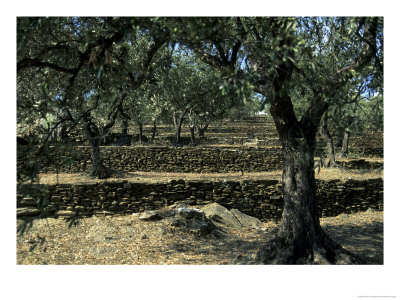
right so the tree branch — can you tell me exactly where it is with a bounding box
[17,58,77,74]
[230,40,241,66]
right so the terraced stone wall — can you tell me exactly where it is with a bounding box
[19,146,383,174]
[18,178,383,222]
[30,146,284,173]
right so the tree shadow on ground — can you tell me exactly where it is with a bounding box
[163,221,383,265]
[322,221,383,264]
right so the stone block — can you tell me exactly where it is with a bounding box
[17,207,41,217]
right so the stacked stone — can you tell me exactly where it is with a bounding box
[355,148,384,157]
[337,159,383,169]
[17,178,383,222]
[316,178,383,217]
[19,143,384,175]
[24,146,284,173]
[349,132,383,148]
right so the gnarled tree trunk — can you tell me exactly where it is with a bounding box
[259,139,361,264]
[255,52,363,264]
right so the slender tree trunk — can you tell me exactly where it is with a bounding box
[175,121,182,145]
[151,121,157,142]
[138,123,143,144]
[198,124,209,138]
[189,126,196,145]
[336,129,344,147]
[319,111,339,167]
[173,113,184,146]
[339,102,358,158]
[122,118,128,135]
[87,134,114,179]
[339,130,350,158]
[83,114,115,179]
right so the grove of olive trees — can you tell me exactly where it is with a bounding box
[17,17,383,265]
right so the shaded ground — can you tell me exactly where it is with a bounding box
[16,210,383,265]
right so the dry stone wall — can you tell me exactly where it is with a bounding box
[33,146,284,173]
[21,146,383,174]
[18,178,383,222]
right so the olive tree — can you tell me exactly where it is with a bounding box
[166,16,382,264]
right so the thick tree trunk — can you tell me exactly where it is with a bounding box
[257,140,363,264]
[253,53,362,264]
[189,126,196,145]
[319,112,339,167]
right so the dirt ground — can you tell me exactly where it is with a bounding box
[16,209,383,265]
[36,163,383,185]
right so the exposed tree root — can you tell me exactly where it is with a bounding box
[323,157,341,169]
[253,231,365,265]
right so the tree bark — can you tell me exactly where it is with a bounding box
[87,133,114,179]
[83,113,116,179]
[339,101,359,158]
[198,124,209,138]
[122,118,129,135]
[151,121,157,142]
[257,122,363,264]
[319,111,339,167]
[255,41,362,264]
[138,123,143,144]
[175,121,183,145]
[173,113,184,146]
[336,130,344,147]
[189,126,196,145]
[339,130,350,158]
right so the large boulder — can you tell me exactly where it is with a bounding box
[230,208,262,228]
[202,203,243,229]
[137,202,263,236]
[137,204,221,237]
[168,206,218,237]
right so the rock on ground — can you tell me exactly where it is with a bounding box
[137,202,263,236]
